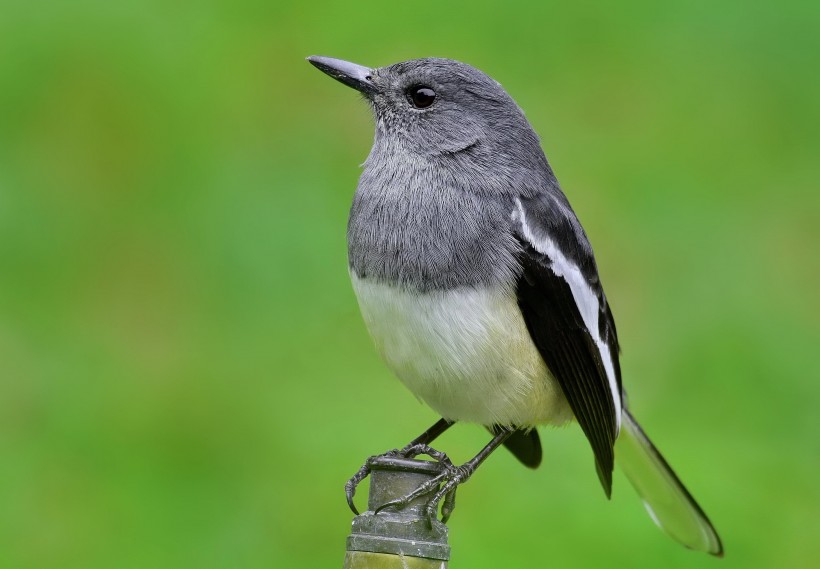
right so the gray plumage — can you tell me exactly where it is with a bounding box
[348,58,581,291]
[309,55,723,556]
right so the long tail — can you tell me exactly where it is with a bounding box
[615,408,724,556]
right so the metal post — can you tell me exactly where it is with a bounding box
[344,456,451,568]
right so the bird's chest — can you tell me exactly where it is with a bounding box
[346,181,518,290]
[350,273,571,427]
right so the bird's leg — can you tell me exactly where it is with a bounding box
[345,418,455,514]
[374,427,515,525]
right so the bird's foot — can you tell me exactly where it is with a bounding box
[399,442,453,464]
[373,453,476,527]
[345,448,400,515]
[345,443,455,516]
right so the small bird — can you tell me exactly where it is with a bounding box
[308,55,723,556]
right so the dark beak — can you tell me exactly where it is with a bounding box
[307,56,378,95]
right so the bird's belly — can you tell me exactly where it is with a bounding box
[351,273,573,427]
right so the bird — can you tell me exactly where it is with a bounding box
[307,54,723,556]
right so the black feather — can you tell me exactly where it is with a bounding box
[491,426,542,469]
[514,195,622,496]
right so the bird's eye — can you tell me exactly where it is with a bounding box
[407,86,436,109]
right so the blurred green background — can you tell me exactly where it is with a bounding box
[1,0,818,567]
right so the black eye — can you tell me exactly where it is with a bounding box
[407,86,436,108]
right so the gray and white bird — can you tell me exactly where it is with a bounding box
[308,55,723,556]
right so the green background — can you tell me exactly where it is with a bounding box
[2,1,818,567]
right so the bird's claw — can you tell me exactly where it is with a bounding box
[344,448,401,515]
[346,443,458,519]
[372,467,451,515]
[424,465,470,525]
[374,459,473,528]
[344,478,361,515]
[398,443,453,465]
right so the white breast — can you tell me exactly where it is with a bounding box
[351,273,572,427]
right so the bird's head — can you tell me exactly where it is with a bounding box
[308,56,546,171]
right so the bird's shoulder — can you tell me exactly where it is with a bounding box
[510,191,599,286]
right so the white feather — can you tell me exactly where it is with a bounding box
[514,199,623,432]
[351,273,573,427]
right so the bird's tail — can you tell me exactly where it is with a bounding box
[615,408,724,556]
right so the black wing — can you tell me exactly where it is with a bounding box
[513,193,623,496]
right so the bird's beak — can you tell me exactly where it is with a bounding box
[307,56,378,95]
